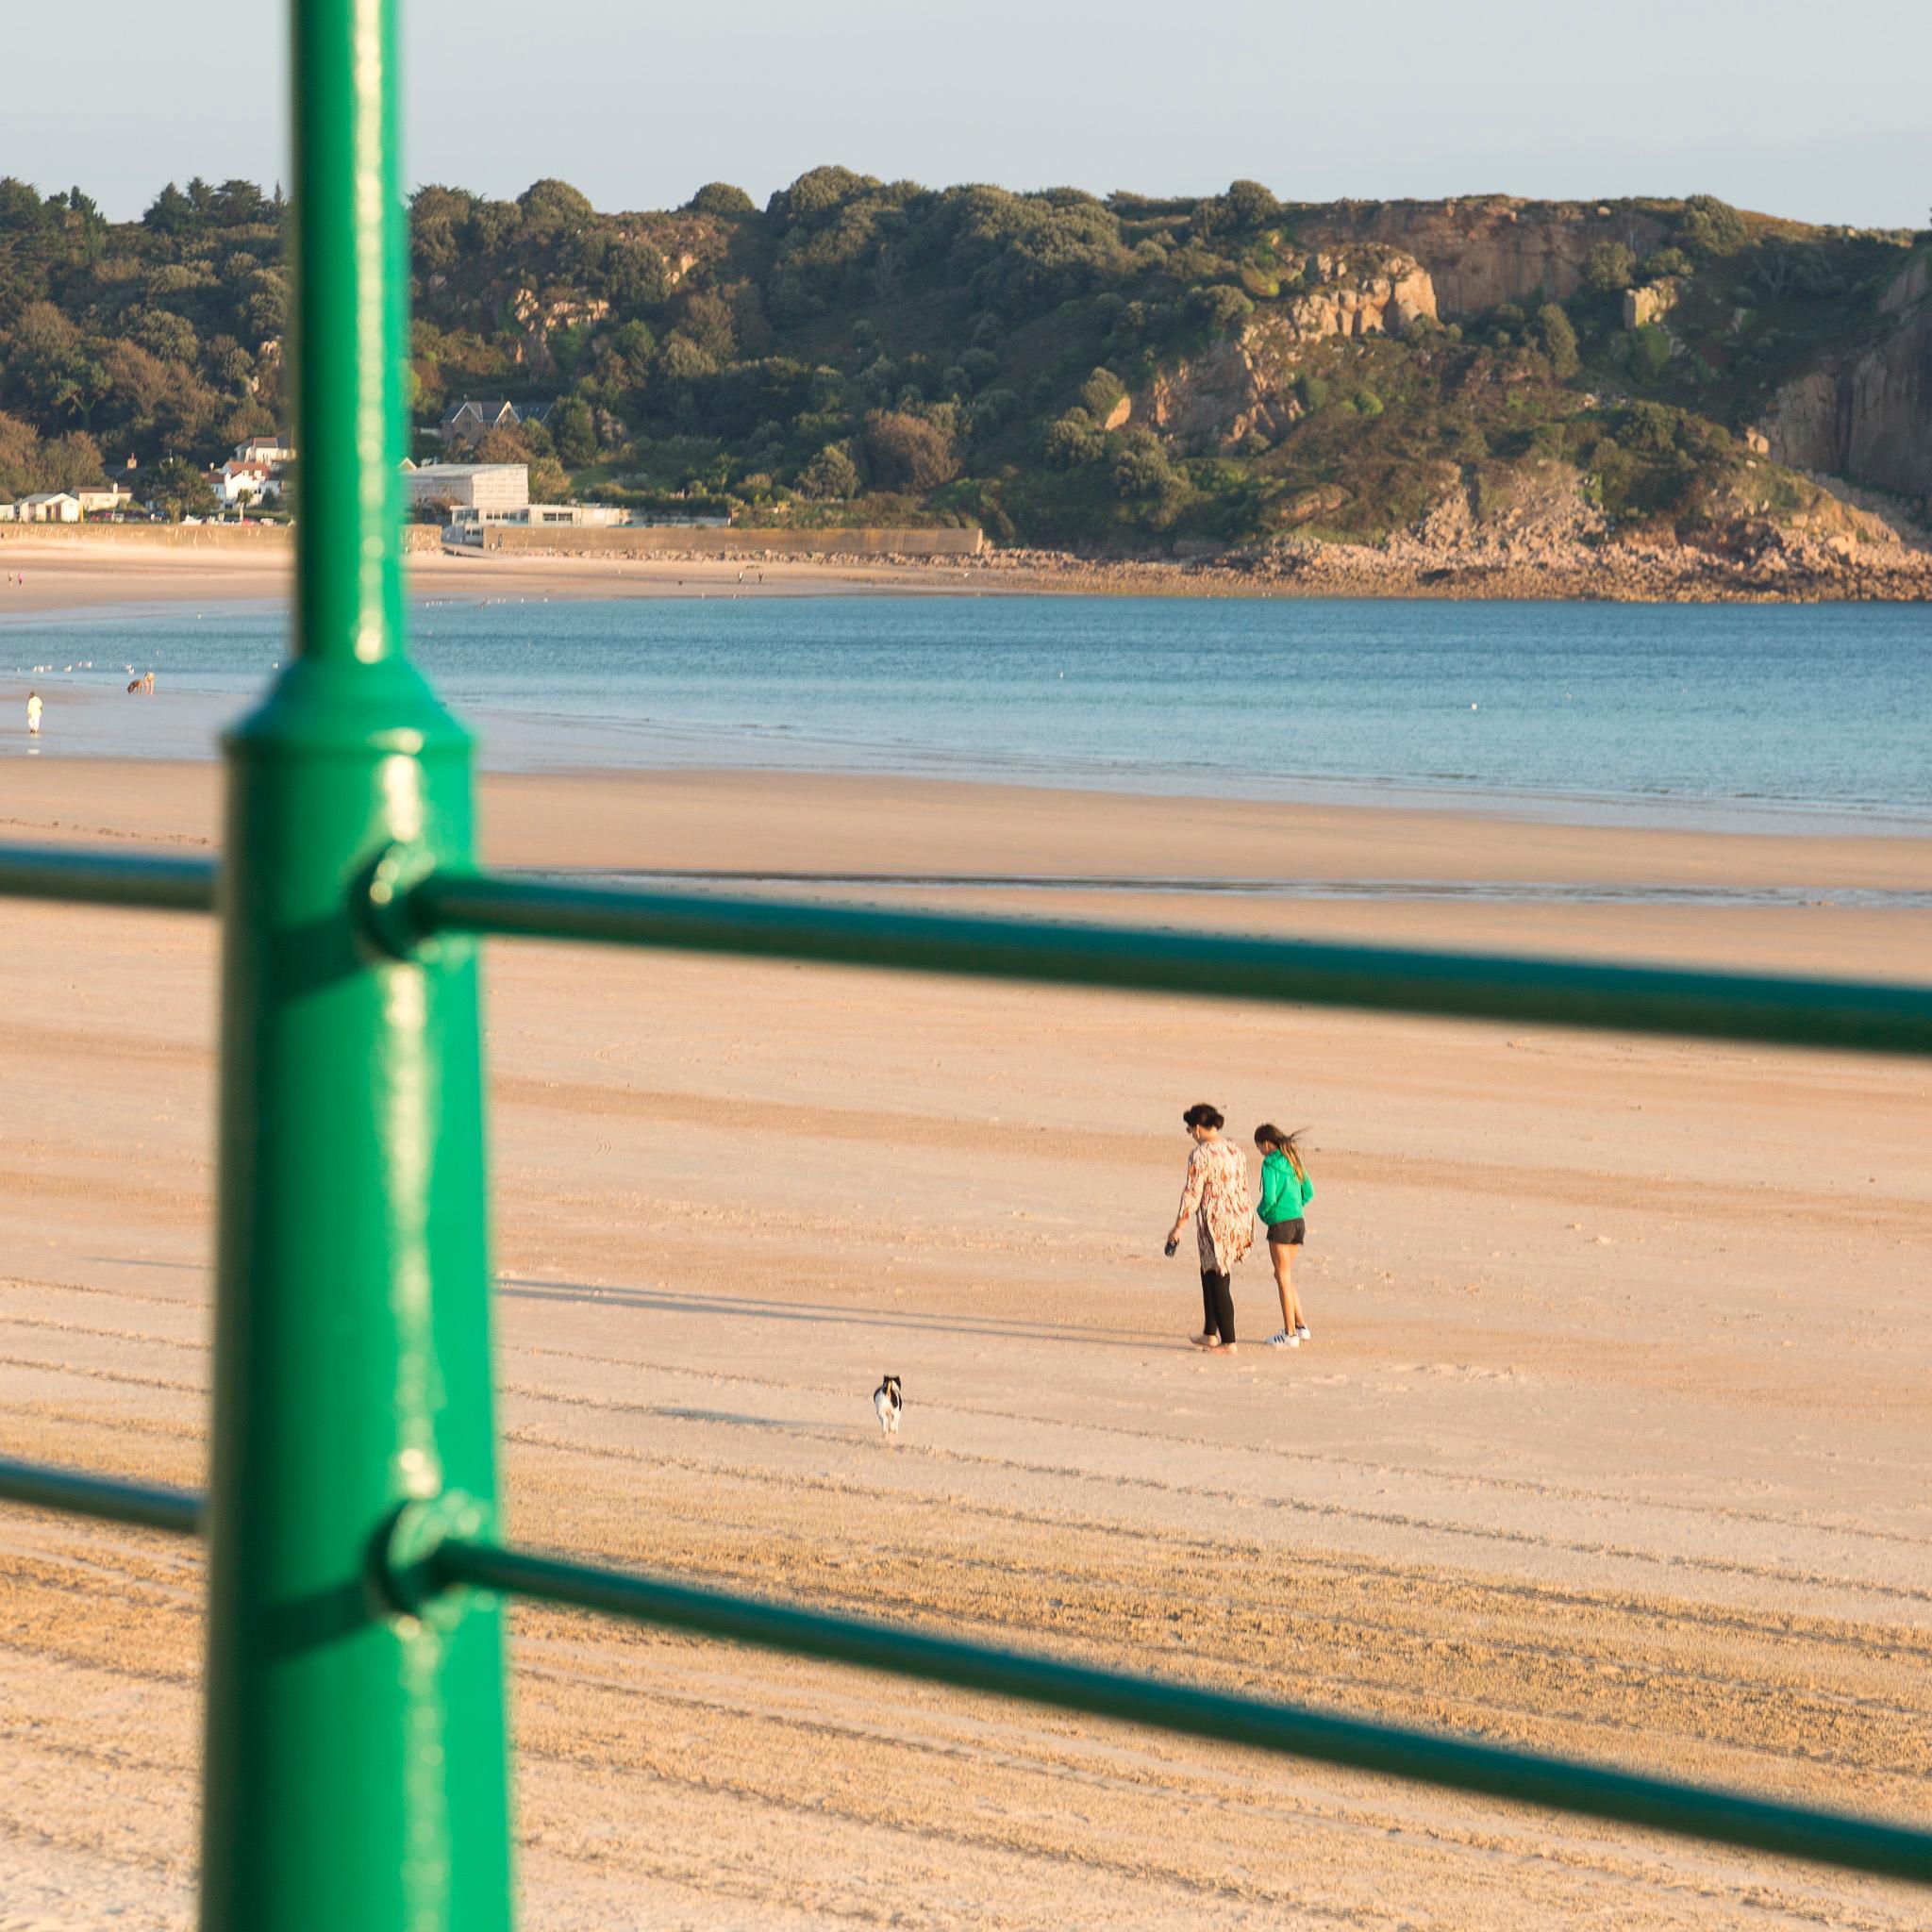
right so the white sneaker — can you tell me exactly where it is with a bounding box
[1265,1329,1299,1348]
[1294,1324,1310,1341]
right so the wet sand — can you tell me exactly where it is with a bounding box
[0,758,1928,1925]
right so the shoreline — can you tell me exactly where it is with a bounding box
[7,694,1932,841]
[2,525,1927,608]
[6,758,1931,951]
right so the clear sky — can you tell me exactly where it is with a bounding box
[8,0,1928,230]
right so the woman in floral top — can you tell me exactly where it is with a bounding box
[1164,1102,1254,1352]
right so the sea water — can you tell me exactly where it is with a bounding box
[3,594,1927,831]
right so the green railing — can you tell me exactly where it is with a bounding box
[1,5,1927,1924]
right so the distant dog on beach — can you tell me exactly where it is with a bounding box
[126,672,155,695]
[873,1374,902,1439]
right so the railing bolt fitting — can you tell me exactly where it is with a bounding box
[377,1490,491,1632]
[359,841,441,962]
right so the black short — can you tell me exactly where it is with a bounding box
[1265,1218,1306,1246]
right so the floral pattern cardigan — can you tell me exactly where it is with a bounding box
[1175,1137,1254,1273]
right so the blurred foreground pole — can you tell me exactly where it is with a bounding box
[198,1,512,1924]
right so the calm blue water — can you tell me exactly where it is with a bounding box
[4,594,1928,829]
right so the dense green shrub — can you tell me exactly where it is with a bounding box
[860,409,958,491]
[1679,194,1748,258]
[1630,325,1672,378]
[1536,303,1579,375]
[797,441,860,498]
[1076,366,1125,419]
[1639,246,1693,281]
[1582,242,1635,294]
[686,182,756,217]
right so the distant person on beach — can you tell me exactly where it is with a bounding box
[1255,1125,1314,1347]
[25,691,42,736]
[1164,1103,1253,1353]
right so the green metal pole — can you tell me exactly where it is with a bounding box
[199,2,512,1926]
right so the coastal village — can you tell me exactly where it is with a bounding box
[0,396,744,538]
[0,406,521,525]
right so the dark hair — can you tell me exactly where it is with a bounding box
[1254,1123,1307,1180]
[1181,1103,1224,1131]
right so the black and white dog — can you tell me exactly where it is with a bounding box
[873,1374,903,1439]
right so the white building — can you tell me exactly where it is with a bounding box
[449,502,642,530]
[75,482,133,517]
[17,492,82,524]
[234,434,295,466]
[213,459,282,506]
[401,462,529,517]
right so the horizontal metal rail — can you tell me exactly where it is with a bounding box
[5,840,1929,1059]
[408,867,1932,1058]
[434,1537,1932,1887]
[3,1455,1928,1887]
[0,1455,202,1536]
[0,843,218,913]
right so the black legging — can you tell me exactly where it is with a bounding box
[1200,1268,1235,1345]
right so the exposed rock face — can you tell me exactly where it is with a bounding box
[1623,280,1679,329]
[1308,198,1670,315]
[1758,252,1932,494]
[1878,250,1931,316]
[1142,333,1293,453]
[1288,252,1437,339]
[511,288,612,375]
[1137,251,1436,453]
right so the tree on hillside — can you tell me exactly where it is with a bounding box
[40,429,105,490]
[211,179,270,225]
[861,410,958,492]
[770,166,879,225]
[477,422,568,500]
[1077,367,1126,420]
[142,454,218,521]
[550,394,597,467]
[142,182,195,236]
[0,410,41,496]
[517,178,594,237]
[687,182,755,217]
[1189,283,1254,332]
[1582,242,1636,294]
[0,177,48,231]
[1630,325,1672,379]
[1224,179,1281,226]
[1537,304,1580,376]
[797,441,860,499]
[1679,194,1747,259]
[1111,429,1186,523]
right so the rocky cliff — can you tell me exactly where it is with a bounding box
[1135,249,1436,453]
[1308,197,1671,315]
[1759,252,1932,495]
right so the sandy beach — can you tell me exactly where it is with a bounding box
[0,741,1929,1928]
[0,530,1035,619]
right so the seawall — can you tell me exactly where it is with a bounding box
[459,525,984,559]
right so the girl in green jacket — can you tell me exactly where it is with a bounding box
[1254,1124,1313,1347]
